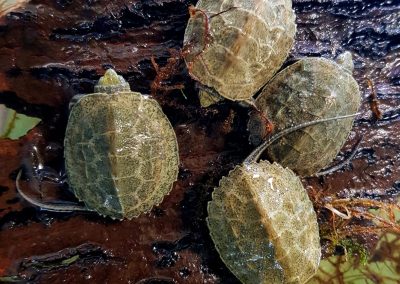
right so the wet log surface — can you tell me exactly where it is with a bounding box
[0,0,399,283]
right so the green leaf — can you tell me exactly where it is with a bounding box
[0,275,23,283]
[309,202,400,283]
[0,104,41,139]
[309,234,400,284]
[60,254,79,265]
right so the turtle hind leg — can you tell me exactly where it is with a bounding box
[35,167,67,184]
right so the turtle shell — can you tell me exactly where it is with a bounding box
[183,0,296,102]
[248,55,361,176]
[207,161,321,284]
[64,90,179,219]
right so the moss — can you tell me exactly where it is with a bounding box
[338,238,369,265]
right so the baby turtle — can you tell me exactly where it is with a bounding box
[18,69,179,220]
[183,0,296,106]
[208,161,321,284]
[248,52,361,176]
[207,114,358,284]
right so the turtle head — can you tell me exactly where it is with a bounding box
[94,69,131,94]
[335,51,354,73]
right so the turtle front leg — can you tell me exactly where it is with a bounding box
[68,94,86,110]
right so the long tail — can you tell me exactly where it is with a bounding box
[244,113,360,164]
[16,169,91,213]
[314,136,363,177]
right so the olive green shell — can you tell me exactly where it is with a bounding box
[183,0,296,102]
[248,54,361,176]
[64,90,179,219]
[207,161,321,284]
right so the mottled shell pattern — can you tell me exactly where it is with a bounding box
[248,52,361,176]
[183,0,296,102]
[64,69,179,219]
[207,160,321,284]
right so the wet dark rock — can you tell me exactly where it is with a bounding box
[0,0,399,283]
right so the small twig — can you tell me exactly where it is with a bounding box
[366,79,383,120]
[325,203,352,219]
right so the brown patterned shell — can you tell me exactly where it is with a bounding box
[64,70,179,219]
[248,53,361,176]
[183,0,296,101]
[207,161,321,284]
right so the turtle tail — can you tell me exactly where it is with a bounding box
[15,169,92,213]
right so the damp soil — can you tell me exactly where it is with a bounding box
[0,0,399,283]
